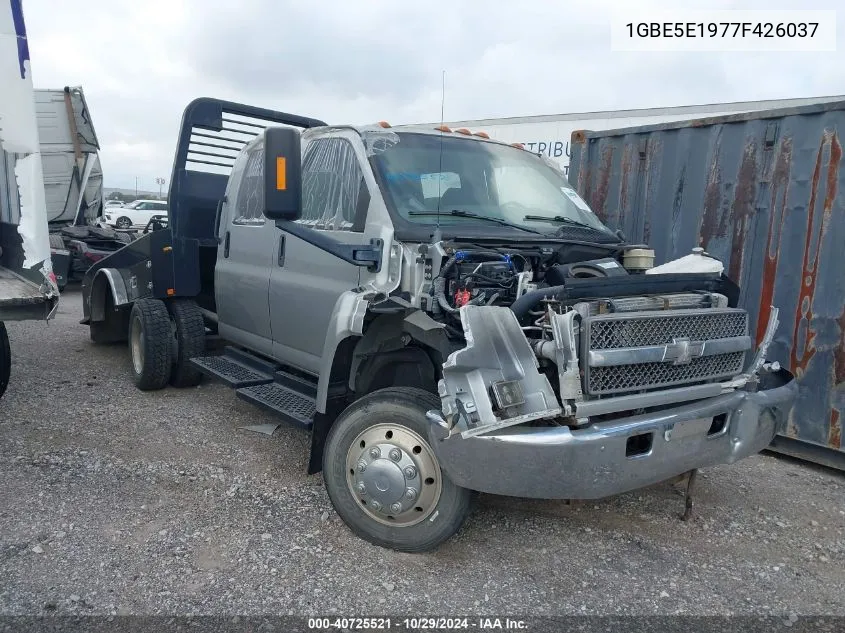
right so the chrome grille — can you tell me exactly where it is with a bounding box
[589,310,747,349]
[582,308,749,396]
[588,352,745,394]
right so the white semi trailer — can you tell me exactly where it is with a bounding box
[0,0,60,399]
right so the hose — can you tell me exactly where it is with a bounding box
[509,284,568,319]
[434,254,459,313]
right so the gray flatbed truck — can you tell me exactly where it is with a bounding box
[81,98,798,551]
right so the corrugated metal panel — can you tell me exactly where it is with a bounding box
[416,95,845,128]
[34,88,103,224]
[569,99,845,466]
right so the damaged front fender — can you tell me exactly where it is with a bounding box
[432,304,562,438]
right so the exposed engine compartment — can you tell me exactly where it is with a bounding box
[423,240,735,323]
[416,240,755,436]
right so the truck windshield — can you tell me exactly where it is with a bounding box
[370,131,615,238]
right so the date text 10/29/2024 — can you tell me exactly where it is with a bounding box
[307,617,529,630]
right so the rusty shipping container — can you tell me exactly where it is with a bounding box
[569,99,845,470]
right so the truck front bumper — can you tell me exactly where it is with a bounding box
[427,368,797,499]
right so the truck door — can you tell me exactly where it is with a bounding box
[214,144,277,357]
[269,134,369,374]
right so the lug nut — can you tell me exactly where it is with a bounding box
[357,482,367,494]
[389,448,402,462]
[390,503,402,514]
[369,447,381,459]
[371,500,382,511]
[404,466,417,479]
[357,461,367,473]
[405,487,417,500]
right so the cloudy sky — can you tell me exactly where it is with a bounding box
[21,0,845,190]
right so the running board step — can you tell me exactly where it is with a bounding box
[236,383,315,429]
[189,354,274,388]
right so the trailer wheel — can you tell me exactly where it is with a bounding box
[322,387,473,553]
[167,299,205,388]
[0,322,10,399]
[128,299,173,391]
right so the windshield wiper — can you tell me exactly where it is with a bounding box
[523,214,596,230]
[409,209,545,235]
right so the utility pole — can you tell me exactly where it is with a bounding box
[135,176,139,198]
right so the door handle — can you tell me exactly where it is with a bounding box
[278,235,286,267]
[223,231,230,258]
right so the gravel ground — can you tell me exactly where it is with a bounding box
[0,288,843,617]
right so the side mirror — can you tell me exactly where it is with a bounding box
[263,126,302,221]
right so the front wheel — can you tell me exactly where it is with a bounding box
[322,387,473,552]
[115,216,132,229]
[0,322,10,399]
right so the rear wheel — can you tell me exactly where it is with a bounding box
[322,387,473,552]
[167,299,205,387]
[0,322,10,399]
[115,216,132,229]
[128,299,173,391]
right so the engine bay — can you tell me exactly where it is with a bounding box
[413,239,748,431]
[420,240,737,325]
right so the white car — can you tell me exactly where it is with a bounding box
[102,199,168,229]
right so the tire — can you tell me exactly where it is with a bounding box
[115,216,132,229]
[61,226,90,239]
[322,386,473,552]
[128,299,173,391]
[89,226,117,240]
[0,322,10,400]
[48,234,65,249]
[167,299,205,387]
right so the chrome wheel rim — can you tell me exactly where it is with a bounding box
[346,423,442,527]
[130,316,144,374]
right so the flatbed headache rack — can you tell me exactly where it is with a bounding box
[80,98,326,320]
[167,99,327,302]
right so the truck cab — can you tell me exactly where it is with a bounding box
[81,99,798,552]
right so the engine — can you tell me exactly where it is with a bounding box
[427,244,649,318]
[421,241,748,428]
[444,251,519,308]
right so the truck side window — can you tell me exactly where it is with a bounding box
[232,145,266,226]
[300,137,367,231]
